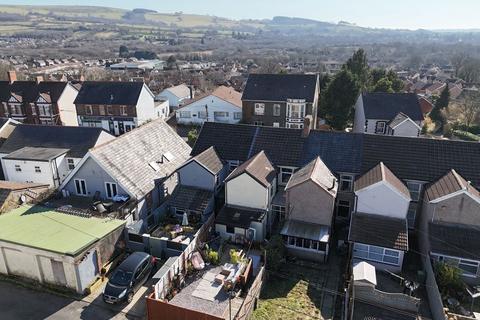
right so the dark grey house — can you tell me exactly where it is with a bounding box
[241,74,319,129]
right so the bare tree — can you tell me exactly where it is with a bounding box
[459,92,480,128]
[451,52,469,77]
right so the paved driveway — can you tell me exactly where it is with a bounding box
[0,280,149,320]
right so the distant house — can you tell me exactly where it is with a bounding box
[418,97,433,115]
[216,151,276,243]
[0,205,125,294]
[0,125,114,187]
[425,82,447,97]
[281,157,338,262]
[420,169,480,284]
[349,162,410,272]
[0,71,79,126]
[59,119,191,226]
[241,74,319,129]
[175,86,242,125]
[353,93,424,137]
[157,84,193,110]
[154,99,170,120]
[74,81,156,136]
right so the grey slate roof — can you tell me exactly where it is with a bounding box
[74,81,145,105]
[0,81,68,104]
[168,186,213,212]
[425,169,480,202]
[242,74,318,102]
[225,151,276,188]
[286,157,337,197]
[216,205,266,229]
[388,112,414,129]
[362,93,424,122]
[3,147,69,161]
[90,119,191,199]
[0,124,111,158]
[429,222,480,260]
[355,162,411,199]
[192,123,480,187]
[190,146,223,175]
[349,212,408,251]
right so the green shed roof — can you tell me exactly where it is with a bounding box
[0,205,125,256]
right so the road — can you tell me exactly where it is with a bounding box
[0,281,145,320]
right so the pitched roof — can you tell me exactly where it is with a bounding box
[242,74,318,102]
[280,219,330,242]
[225,151,276,188]
[190,146,223,175]
[349,212,408,251]
[168,186,213,212]
[90,119,191,199]
[418,97,433,114]
[361,93,424,122]
[429,222,480,260]
[425,169,480,202]
[0,81,68,104]
[355,162,411,199]
[0,124,111,158]
[388,112,418,129]
[3,147,69,161]
[361,134,480,187]
[286,157,337,196]
[163,84,191,99]
[211,86,242,107]
[74,81,145,105]
[216,205,266,229]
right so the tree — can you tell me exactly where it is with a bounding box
[430,86,450,130]
[372,78,394,93]
[460,92,480,128]
[451,52,468,77]
[345,49,369,89]
[119,45,129,58]
[166,55,177,69]
[187,128,198,146]
[265,235,285,272]
[322,69,360,130]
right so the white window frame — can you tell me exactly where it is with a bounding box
[432,254,480,278]
[38,104,52,116]
[353,243,401,266]
[234,112,242,120]
[105,182,118,199]
[85,105,93,115]
[67,158,75,170]
[279,166,296,185]
[74,179,88,196]
[14,164,21,172]
[34,166,41,173]
[120,105,128,116]
[286,103,306,119]
[286,123,304,129]
[375,121,387,134]
[273,104,281,116]
[336,199,351,218]
[254,103,265,116]
[214,111,229,118]
[198,111,207,119]
[339,174,354,192]
[178,111,191,118]
[228,160,240,172]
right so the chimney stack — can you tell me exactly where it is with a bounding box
[36,75,43,84]
[189,85,195,99]
[302,117,311,138]
[7,71,17,84]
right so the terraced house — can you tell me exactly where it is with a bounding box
[0,71,79,126]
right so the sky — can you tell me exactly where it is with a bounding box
[3,0,480,30]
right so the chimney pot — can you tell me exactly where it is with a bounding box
[7,71,17,84]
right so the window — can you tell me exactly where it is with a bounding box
[406,181,422,201]
[254,121,264,126]
[15,165,21,172]
[107,106,114,115]
[336,200,351,218]
[272,205,286,221]
[458,260,479,276]
[273,122,280,128]
[228,160,240,172]
[214,111,229,118]
[226,225,235,234]
[273,104,281,116]
[31,104,37,115]
[105,182,118,199]
[3,103,9,115]
[287,103,306,119]
[99,105,106,116]
[85,105,93,115]
[34,166,41,173]
[353,243,400,266]
[407,203,417,229]
[254,103,265,115]
[38,104,51,116]
[339,174,354,192]
[178,111,191,118]
[198,111,207,119]
[67,159,75,170]
[74,179,87,196]
[375,121,386,134]
[234,112,242,120]
[11,104,23,115]
[279,167,296,185]
[120,106,128,116]
[286,123,304,129]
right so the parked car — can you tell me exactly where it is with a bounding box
[103,252,155,304]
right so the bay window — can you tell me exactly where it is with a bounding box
[353,243,401,266]
[254,103,265,115]
[287,103,305,119]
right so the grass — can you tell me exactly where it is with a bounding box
[252,263,333,320]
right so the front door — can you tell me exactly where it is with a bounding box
[109,120,115,135]
[118,121,125,135]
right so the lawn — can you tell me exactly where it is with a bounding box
[252,261,340,320]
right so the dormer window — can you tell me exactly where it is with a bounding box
[85,105,93,115]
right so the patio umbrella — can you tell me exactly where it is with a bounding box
[182,211,189,226]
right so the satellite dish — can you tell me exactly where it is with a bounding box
[20,195,26,204]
